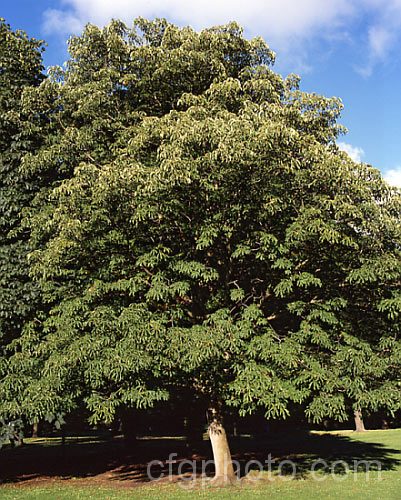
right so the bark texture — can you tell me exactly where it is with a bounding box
[354,409,366,432]
[32,421,39,438]
[208,407,237,485]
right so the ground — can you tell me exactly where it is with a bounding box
[1,428,400,499]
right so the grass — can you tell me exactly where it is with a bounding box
[1,429,401,499]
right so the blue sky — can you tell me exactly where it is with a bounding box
[3,0,401,185]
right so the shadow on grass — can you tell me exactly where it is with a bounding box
[231,431,400,479]
[0,430,400,484]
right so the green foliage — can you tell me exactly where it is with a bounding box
[0,418,23,448]
[0,19,45,341]
[0,18,400,430]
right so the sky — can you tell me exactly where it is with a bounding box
[3,0,401,186]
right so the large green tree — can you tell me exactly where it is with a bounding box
[1,19,401,484]
[0,19,45,343]
[0,17,276,441]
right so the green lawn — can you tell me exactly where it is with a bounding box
[1,429,401,499]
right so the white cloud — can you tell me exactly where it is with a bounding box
[355,0,401,76]
[41,0,401,74]
[45,0,353,39]
[356,24,396,76]
[338,142,365,163]
[41,0,355,70]
[43,9,84,36]
[384,168,401,188]
[368,26,394,60]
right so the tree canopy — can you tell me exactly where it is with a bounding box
[0,17,400,483]
[0,18,45,343]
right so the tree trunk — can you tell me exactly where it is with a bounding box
[354,409,366,432]
[32,421,39,438]
[233,421,238,437]
[208,406,237,485]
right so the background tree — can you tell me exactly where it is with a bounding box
[0,18,44,344]
[0,20,46,436]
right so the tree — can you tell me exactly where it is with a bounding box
[0,18,277,451]
[0,18,45,344]
[0,19,47,438]
[1,19,401,485]
[353,409,366,432]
